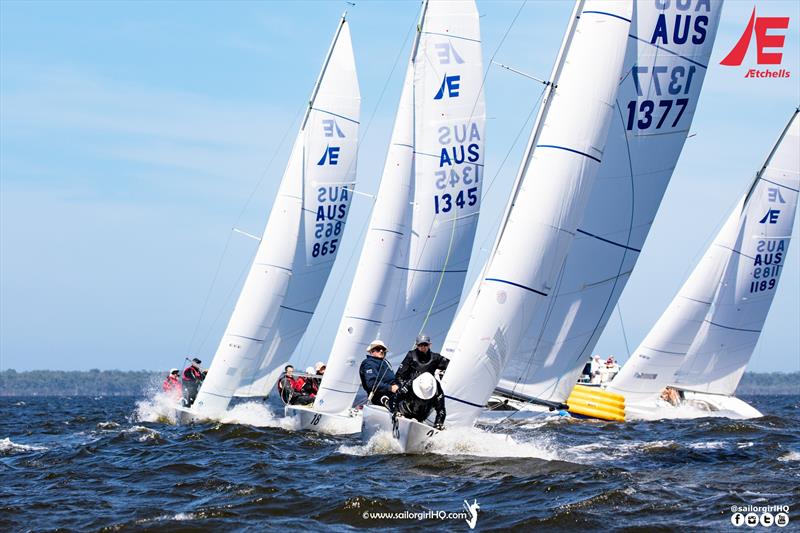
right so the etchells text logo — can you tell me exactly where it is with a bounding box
[720,6,791,79]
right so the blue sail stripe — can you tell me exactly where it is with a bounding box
[582,10,632,23]
[444,395,486,408]
[485,278,548,297]
[576,228,642,252]
[347,316,382,325]
[705,320,761,334]
[536,144,602,163]
[280,305,314,315]
[396,266,468,273]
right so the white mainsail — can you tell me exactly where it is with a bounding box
[493,0,723,405]
[440,0,633,427]
[611,109,799,402]
[314,0,485,415]
[193,16,361,416]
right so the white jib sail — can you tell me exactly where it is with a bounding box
[440,0,633,427]
[611,109,800,402]
[193,17,361,416]
[314,0,485,415]
[495,0,724,405]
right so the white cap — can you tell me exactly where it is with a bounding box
[366,339,388,353]
[412,372,437,400]
[315,361,326,371]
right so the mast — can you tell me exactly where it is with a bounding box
[484,0,584,269]
[301,12,349,130]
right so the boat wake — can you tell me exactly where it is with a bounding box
[338,425,559,460]
[133,392,181,424]
[218,402,298,430]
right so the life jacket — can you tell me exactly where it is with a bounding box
[183,366,202,382]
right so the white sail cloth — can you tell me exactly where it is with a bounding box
[493,0,723,404]
[193,19,360,416]
[440,0,633,427]
[314,0,485,415]
[611,110,800,402]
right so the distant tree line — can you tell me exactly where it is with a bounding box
[0,369,166,397]
[0,369,798,397]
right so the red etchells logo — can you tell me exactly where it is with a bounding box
[720,7,791,78]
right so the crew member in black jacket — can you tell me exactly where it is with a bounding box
[395,334,449,385]
[390,372,446,430]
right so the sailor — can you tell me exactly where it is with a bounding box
[359,339,399,407]
[660,386,681,406]
[162,368,182,399]
[395,334,449,385]
[390,372,446,430]
[314,361,326,376]
[279,365,314,405]
[605,356,621,382]
[302,366,319,396]
[181,358,205,407]
[590,354,603,383]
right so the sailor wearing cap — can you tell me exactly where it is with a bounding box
[358,339,400,407]
[394,334,450,386]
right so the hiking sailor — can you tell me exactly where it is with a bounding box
[359,339,398,407]
[395,334,449,384]
[390,372,446,430]
[163,368,182,399]
[182,358,205,407]
[279,365,314,405]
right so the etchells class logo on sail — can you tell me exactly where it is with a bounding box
[720,6,791,78]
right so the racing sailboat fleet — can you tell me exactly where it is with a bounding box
[180,0,798,449]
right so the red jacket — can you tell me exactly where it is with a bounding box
[163,375,182,395]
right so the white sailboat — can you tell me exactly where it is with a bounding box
[361,0,634,451]
[288,0,486,435]
[608,109,799,420]
[188,14,361,419]
[481,0,724,413]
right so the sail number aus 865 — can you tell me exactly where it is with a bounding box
[312,239,338,257]
[433,187,477,214]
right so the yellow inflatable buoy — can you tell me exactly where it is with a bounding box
[567,384,626,421]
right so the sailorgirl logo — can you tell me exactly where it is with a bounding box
[720,7,791,78]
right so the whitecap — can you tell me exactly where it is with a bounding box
[777,450,800,462]
[0,437,47,454]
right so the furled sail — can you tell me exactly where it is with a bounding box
[314,0,485,415]
[611,109,799,401]
[440,0,633,427]
[193,16,361,416]
[495,0,723,404]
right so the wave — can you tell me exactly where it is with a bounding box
[0,437,47,455]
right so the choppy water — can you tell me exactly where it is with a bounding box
[1,393,798,531]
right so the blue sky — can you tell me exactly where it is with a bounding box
[1,0,798,373]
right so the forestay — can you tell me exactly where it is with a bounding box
[193,17,361,416]
[612,109,799,401]
[314,0,485,415]
[440,0,632,427]
[496,0,723,405]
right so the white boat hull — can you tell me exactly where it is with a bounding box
[361,404,440,453]
[625,393,762,421]
[284,404,362,435]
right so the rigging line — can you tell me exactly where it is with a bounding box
[298,11,421,361]
[617,302,631,359]
[184,100,307,356]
